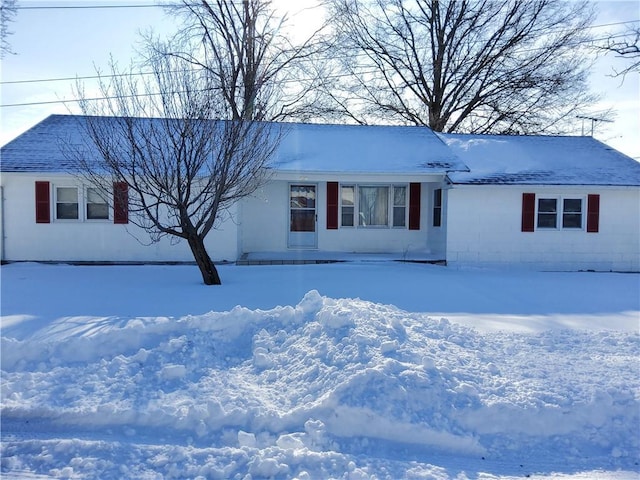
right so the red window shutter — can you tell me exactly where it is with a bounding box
[113,182,129,224]
[521,193,535,232]
[409,182,421,230]
[35,181,50,223]
[326,181,338,229]
[587,194,600,233]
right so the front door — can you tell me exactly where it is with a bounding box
[288,184,317,248]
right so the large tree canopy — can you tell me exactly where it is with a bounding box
[147,0,330,121]
[325,0,598,134]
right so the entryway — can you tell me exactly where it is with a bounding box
[288,184,317,248]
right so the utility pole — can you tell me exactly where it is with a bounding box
[576,115,613,136]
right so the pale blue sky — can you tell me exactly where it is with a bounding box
[1,0,638,160]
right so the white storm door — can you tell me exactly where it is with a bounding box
[288,184,317,248]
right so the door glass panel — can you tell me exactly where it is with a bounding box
[291,210,316,232]
[290,185,316,233]
[290,185,316,208]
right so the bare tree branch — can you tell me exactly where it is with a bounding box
[601,26,640,77]
[142,0,332,122]
[1,0,17,57]
[64,55,282,285]
[324,0,601,134]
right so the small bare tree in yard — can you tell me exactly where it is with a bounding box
[67,55,280,285]
[325,0,598,134]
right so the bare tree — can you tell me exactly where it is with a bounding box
[324,0,599,134]
[66,55,281,285]
[602,26,640,77]
[146,0,331,122]
[1,0,18,57]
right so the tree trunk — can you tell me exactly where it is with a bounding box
[187,234,222,285]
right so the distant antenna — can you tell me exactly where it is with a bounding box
[576,115,613,136]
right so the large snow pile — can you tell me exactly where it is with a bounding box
[2,288,638,479]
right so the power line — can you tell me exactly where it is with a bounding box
[1,72,152,85]
[10,0,640,39]
[15,4,160,9]
[0,24,633,107]
[14,2,170,9]
[11,0,640,34]
[2,5,637,107]
[0,68,384,108]
[14,0,640,29]
[12,1,278,9]
[0,68,199,86]
[1,27,636,87]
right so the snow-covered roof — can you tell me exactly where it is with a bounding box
[3,115,639,186]
[273,122,466,174]
[0,114,467,176]
[441,133,640,186]
[1,115,86,173]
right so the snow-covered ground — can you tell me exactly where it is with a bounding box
[1,262,639,479]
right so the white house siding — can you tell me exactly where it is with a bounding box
[446,185,640,272]
[239,180,289,253]
[240,175,445,257]
[1,173,239,263]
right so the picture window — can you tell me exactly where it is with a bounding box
[339,184,408,228]
[359,186,389,226]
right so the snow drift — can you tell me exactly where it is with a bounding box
[2,290,638,479]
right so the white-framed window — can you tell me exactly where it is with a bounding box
[36,181,128,225]
[537,196,583,229]
[55,186,79,220]
[340,184,408,228]
[54,185,111,221]
[341,185,355,227]
[392,185,407,227]
[86,187,109,220]
[433,188,442,227]
[562,198,583,228]
[359,185,389,226]
[537,198,557,228]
